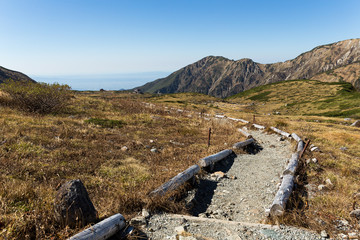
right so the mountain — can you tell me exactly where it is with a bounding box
[138,39,360,98]
[0,66,35,83]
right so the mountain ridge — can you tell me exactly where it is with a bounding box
[138,39,360,97]
[0,66,35,83]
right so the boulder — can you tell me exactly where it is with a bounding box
[54,179,97,228]
[350,209,360,220]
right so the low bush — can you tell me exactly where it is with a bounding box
[0,80,72,114]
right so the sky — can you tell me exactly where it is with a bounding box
[1,0,360,90]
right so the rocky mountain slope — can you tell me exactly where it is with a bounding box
[0,66,35,83]
[138,39,360,97]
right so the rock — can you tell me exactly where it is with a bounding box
[350,209,360,220]
[211,171,226,180]
[353,192,360,200]
[150,148,158,153]
[54,179,97,228]
[325,179,333,187]
[175,226,186,234]
[351,120,360,127]
[279,137,286,141]
[340,147,348,151]
[306,159,311,164]
[338,233,348,239]
[320,230,328,238]
[344,118,352,121]
[142,208,150,219]
[318,184,328,191]
[312,158,318,163]
[311,146,320,152]
[149,139,155,143]
[121,146,128,151]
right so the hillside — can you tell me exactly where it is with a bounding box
[0,65,35,83]
[138,39,360,98]
[227,80,360,118]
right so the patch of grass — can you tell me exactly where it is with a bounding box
[84,118,126,128]
[247,91,271,101]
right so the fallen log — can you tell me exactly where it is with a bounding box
[297,140,305,152]
[69,213,126,240]
[150,164,200,196]
[291,133,302,142]
[233,138,255,149]
[270,174,294,217]
[237,128,252,139]
[270,127,291,138]
[198,149,233,167]
[283,152,299,175]
[252,124,265,130]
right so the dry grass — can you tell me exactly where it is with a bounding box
[0,91,242,239]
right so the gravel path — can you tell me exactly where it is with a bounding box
[192,130,292,222]
[133,130,321,239]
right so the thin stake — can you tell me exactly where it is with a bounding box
[253,115,256,123]
[208,128,211,147]
[299,139,311,159]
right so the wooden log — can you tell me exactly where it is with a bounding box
[297,140,305,152]
[291,133,302,142]
[150,164,200,196]
[233,138,255,149]
[198,149,233,167]
[69,213,126,240]
[283,152,299,175]
[215,114,225,118]
[270,127,291,138]
[237,128,252,139]
[252,123,265,130]
[270,174,294,216]
[238,118,250,124]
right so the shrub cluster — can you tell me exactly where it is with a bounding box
[0,80,72,114]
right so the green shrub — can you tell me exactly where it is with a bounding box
[0,80,72,114]
[85,118,126,128]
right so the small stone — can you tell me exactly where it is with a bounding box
[344,118,352,121]
[353,192,360,200]
[311,146,320,152]
[121,146,128,151]
[142,208,150,218]
[149,139,155,143]
[312,158,318,163]
[325,178,333,187]
[320,230,328,238]
[175,226,186,234]
[211,171,226,180]
[306,159,311,164]
[150,148,158,153]
[230,175,237,180]
[350,209,360,220]
[318,184,328,191]
[340,147,348,151]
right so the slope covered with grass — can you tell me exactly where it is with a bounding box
[228,80,360,118]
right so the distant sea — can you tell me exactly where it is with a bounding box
[30,72,170,91]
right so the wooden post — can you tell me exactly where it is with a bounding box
[150,165,200,196]
[198,149,233,167]
[208,128,211,147]
[299,139,311,159]
[253,115,256,123]
[69,213,126,240]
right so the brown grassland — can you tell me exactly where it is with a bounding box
[0,79,359,239]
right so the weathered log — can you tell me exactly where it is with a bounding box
[297,140,305,152]
[283,152,299,175]
[233,138,255,149]
[237,128,252,139]
[252,124,265,130]
[198,149,233,167]
[270,127,291,137]
[215,114,225,118]
[291,133,302,142]
[270,174,294,216]
[150,164,200,196]
[69,213,126,240]
[239,118,250,124]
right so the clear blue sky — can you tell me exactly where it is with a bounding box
[1,0,359,89]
